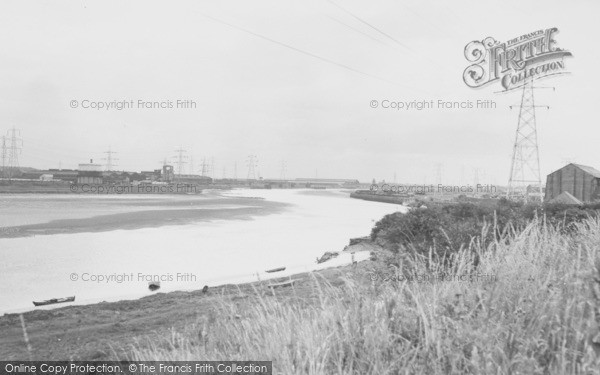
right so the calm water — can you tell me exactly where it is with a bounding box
[0,189,405,313]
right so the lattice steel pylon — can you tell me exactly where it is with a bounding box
[246,155,258,180]
[506,78,544,202]
[6,127,23,181]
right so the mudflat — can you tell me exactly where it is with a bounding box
[0,262,365,360]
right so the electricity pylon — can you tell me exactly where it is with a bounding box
[246,155,258,180]
[506,78,550,202]
[102,147,118,171]
[174,147,188,177]
[6,127,23,180]
[0,136,6,178]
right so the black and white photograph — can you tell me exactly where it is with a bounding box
[1,1,599,374]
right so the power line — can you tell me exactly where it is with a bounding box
[199,13,422,91]
[323,0,453,82]
[325,15,388,46]
[325,0,413,52]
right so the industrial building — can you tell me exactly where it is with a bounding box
[77,159,103,184]
[20,169,78,182]
[544,163,600,203]
[175,174,213,184]
[294,178,360,188]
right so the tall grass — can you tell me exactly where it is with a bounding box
[126,218,600,374]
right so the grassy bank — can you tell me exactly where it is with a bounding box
[3,202,600,373]
[126,216,600,374]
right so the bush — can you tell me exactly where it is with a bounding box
[371,199,600,257]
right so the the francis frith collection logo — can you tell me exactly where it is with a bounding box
[463,27,572,91]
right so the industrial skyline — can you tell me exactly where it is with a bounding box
[0,130,503,185]
[1,0,597,185]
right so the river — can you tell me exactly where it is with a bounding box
[0,188,405,313]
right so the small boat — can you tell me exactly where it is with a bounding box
[265,267,286,273]
[267,279,297,289]
[33,296,75,307]
[316,251,339,264]
[148,281,161,291]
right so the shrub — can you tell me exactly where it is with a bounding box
[371,199,600,258]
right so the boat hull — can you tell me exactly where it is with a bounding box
[265,267,286,273]
[33,296,75,307]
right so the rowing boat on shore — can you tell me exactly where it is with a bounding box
[265,267,286,273]
[148,281,161,291]
[32,296,75,307]
[267,279,297,288]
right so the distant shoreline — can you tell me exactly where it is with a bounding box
[0,195,288,238]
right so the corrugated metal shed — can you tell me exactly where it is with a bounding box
[544,163,600,202]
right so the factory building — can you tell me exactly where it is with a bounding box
[162,165,174,183]
[175,174,212,184]
[544,163,600,203]
[20,169,78,182]
[294,178,360,188]
[77,159,103,184]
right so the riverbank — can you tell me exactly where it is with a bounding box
[350,190,407,205]
[0,246,381,360]
[3,204,599,373]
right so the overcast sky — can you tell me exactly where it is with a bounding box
[0,0,597,184]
